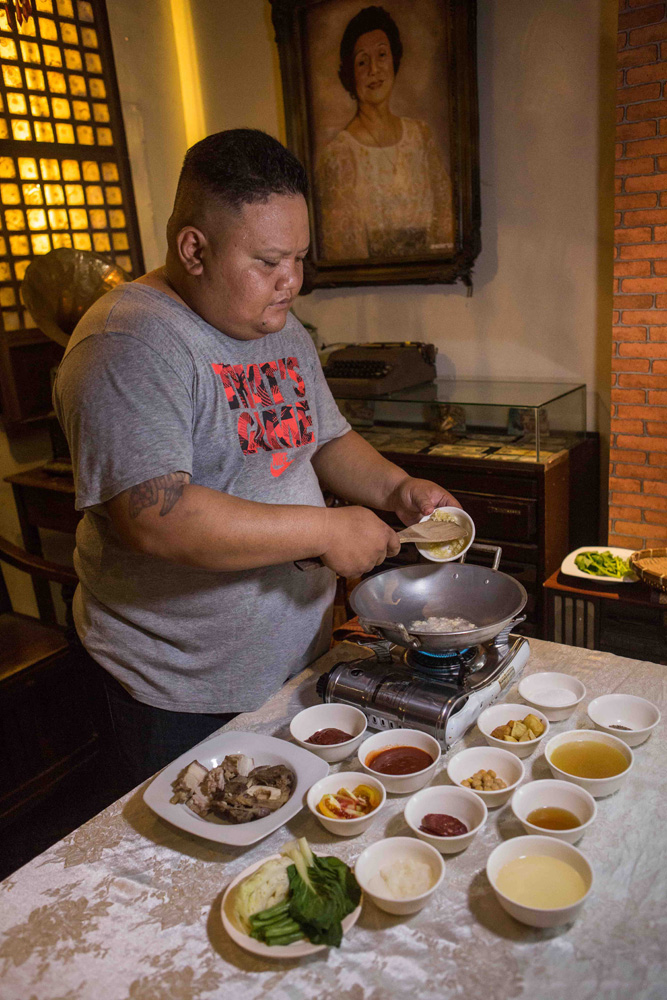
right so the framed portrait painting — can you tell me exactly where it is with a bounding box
[270,0,480,291]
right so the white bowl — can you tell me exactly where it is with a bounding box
[404,785,487,854]
[486,835,593,928]
[415,506,475,563]
[544,729,633,797]
[518,672,586,722]
[587,693,661,747]
[358,729,441,794]
[477,703,550,758]
[306,771,386,837]
[354,836,445,915]
[290,704,368,763]
[446,746,525,808]
[510,779,597,844]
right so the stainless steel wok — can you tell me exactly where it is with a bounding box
[349,546,527,652]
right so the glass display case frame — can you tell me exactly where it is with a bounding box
[334,379,587,465]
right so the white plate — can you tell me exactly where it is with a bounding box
[143,730,329,846]
[221,852,362,958]
[560,546,638,584]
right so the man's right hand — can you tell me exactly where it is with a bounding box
[319,506,400,577]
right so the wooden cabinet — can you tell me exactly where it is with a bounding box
[0,645,103,827]
[544,568,667,664]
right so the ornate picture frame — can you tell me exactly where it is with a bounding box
[270,0,480,292]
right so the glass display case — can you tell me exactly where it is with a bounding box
[334,379,587,465]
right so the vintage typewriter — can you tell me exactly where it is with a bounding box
[322,341,437,398]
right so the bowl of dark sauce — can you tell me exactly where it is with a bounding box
[290,703,368,762]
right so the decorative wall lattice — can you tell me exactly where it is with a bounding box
[0,0,143,425]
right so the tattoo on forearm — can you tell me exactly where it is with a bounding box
[128,472,191,518]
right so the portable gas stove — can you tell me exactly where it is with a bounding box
[316,630,530,749]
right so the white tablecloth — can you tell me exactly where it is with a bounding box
[0,638,665,1000]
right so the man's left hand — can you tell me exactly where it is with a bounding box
[388,477,462,526]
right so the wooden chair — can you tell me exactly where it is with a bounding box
[0,533,106,828]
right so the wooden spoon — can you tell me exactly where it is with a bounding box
[398,521,468,545]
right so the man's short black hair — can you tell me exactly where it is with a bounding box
[338,5,403,99]
[170,129,307,233]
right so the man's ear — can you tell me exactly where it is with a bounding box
[175,226,207,276]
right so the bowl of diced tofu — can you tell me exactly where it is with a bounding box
[477,704,550,758]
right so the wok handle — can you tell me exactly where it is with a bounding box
[358,617,422,649]
[294,557,324,571]
[493,615,527,648]
[460,542,502,571]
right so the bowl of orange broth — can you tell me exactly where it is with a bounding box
[510,779,597,844]
[544,729,633,797]
[486,835,593,927]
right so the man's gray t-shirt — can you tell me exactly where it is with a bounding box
[53,283,350,713]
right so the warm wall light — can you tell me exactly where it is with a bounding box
[170,0,206,147]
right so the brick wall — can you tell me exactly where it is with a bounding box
[613,0,667,549]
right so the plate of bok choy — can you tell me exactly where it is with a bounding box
[221,837,362,957]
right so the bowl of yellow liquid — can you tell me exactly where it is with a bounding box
[510,779,597,844]
[486,835,593,927]
[544,730,633,797]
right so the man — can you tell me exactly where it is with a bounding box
[54,129,459,782]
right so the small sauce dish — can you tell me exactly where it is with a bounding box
[510,779,597,844]
[518,671,586,722]
[477,703,549,758]
[446,746,525,808]
[414,506,475,563]
[355,836,445,915]
[290,703,368,763]
[306,771,385,837]
[358,728,441,794]
[586,693,660,747]
[404,784,487,854]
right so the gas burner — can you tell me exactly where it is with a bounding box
[317,634,531,749]
[404,644,487,683]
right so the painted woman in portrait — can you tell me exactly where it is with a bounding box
[316,5,454,261]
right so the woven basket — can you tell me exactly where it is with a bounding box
[629,548,667,593]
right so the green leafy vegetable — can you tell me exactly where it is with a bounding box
[574,551,632,579]
[247,837,361,949]
[286,851,361,947]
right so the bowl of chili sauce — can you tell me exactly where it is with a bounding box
[357,729,441,793]
[290,704,368,763]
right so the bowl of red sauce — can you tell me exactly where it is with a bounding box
[290,703,368,763]
[358,729,441,793]
[404,785,487,854]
